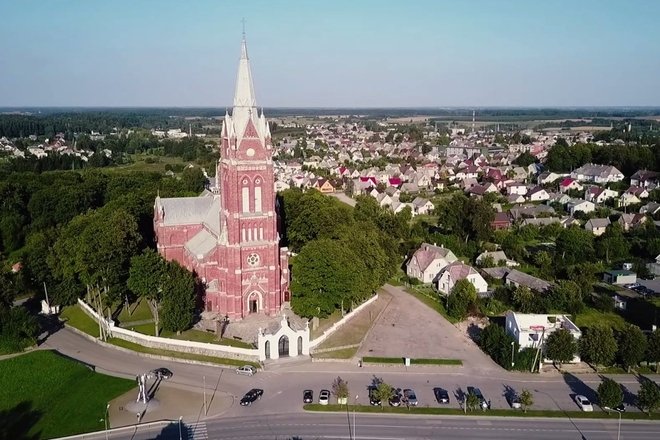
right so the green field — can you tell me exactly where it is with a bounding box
[60,305,100,338]
[0,351,135,439]
[573,307,627,331]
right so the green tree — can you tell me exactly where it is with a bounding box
[512,285,537,313]
[647,328,660,373]
[373,381,394,410]
[291,239,369,318]
[331,376,349,404]
[128,249,166,336]
[519,389,534,413]
[447,279,478,320]
[545,328,577,367]
[466,391,480,411]
[547,280,583,314]
[479,323,517,369]
[180,167,207,193]
[160,261,196,333]
[596,223,630,263]
[637,378,660,415]
[617,324,647,372]
[597,378,623,410]
[579,326,618,371]
[555,226,595,267]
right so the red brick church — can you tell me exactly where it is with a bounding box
[154,37,289,321]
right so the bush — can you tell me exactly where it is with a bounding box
[512,347,539,372]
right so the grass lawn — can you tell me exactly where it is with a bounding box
[60,304,100,338]
[303,404,660,419]
[0,351,135,439]
[112,154,187,174]
[311,309,342,340]
[115,299,154,324]
[362,356,462,365]
[312,347,358,359]
[107,338,259,369]
[126,324,254,349]
[573,307,627,331]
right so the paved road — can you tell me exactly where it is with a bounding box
[42,327,655,420]
[58,413,660,440]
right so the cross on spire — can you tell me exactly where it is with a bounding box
[241,18,246,39]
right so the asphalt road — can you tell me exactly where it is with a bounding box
[43,327,654,418]
[63,413,660,440]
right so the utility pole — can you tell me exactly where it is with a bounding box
[203,375,207,415]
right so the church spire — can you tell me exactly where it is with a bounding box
[232,34,256,112]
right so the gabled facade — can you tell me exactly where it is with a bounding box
[406,243,458,284]
[436,262,488,295]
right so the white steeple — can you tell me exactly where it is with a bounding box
[232,36,257,124]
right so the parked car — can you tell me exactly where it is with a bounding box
[603,403,625,413]
[467,386,488,410]
[389,388,401,407]
[433,387,450,404]
[151,368,173,380]
[368,386,381,406]
[303,389,313,404]
[575,395,594,412]
[240,388,263,406]
[236,365,257,376]
[624,283,640,289]
[319,389,330,405]
[508,393,522,409]
[403,389,418,406]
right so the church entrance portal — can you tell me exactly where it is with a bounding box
[249,299,257,314]
[278,335,289,357]
[264,340,270,359]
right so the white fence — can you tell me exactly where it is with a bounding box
[309,294,378,349]
[77,299,260,361]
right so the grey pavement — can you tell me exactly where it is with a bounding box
[56,413,660,440]
[359,284,502,376]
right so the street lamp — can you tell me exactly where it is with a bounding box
[353,394,358,440]
[616,409,622,440]
[104,403,110,440]
[179,416,183,440]
[510,341,516,368]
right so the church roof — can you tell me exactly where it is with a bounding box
[157,194,223,237]
[185,228,217,259]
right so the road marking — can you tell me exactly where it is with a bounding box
[186,422,208,440]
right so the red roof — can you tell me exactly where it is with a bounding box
[559,178,575,187]
[389,177,402,186]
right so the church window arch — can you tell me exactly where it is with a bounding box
[254,175,263,213]
[241,176,251,213]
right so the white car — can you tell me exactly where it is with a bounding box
[575,395,594,412]
[319,389,330,405]
[235,365,257,376]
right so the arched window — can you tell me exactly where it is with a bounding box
[241,177,250,213]
[254,176,263,212]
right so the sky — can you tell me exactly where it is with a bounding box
[1,0,659,107]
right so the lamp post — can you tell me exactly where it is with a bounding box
[178,416,183,440]
[104,403,110,440]
[353,394,358,440]
[617,409,622,440]
[510,341,516,368]
[203,375,207,415]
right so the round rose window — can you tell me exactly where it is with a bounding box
[247,253,260,267]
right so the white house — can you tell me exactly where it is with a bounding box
[406,243,458,284]
[585,218,610,236]
[566,198,595,215]
[559,178,583,194]
[527,186,550,202]
[505,311,581,363]
[584,186,618,204]
[435,262,488,295]
[475,250,519,268]
[571,163,624,184]
[506,182,528,196]
[411,197,435,215]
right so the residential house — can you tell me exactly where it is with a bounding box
[521,217,561,227]
[505,311,581,362]
[630,170,659,188]
[647,254,660,277]
[491,212,512,230]
[406,243,458,284]
[475,251,518,268]
[640,202,660,216]
[571,163,624,184]
[619,192,641,207]
[560,216,581,228]
[559,178,583,194]
[537,171,562,185]
[506,182,528,196]
[617,213,647,232]
[603,270,637,285]
[566,198,595,215]
[483,267,553,293]
[507,194,526,204]
[436,262,488,295]
[411,197,435,215]
[509,204,556,221]
[376,192,393,207]
[585,218,610,236]
[313,178,335,193]
[584,186,618,204]
[527,186,550,202]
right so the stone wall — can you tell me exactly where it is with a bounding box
[77,299,260,362]
[309,294,378,349]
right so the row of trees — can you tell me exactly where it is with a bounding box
[0,270,39,354]
[281,190,403,318]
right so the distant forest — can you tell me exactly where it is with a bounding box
[1,107,660,138]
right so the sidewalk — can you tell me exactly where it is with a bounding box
[109,381,234,428]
